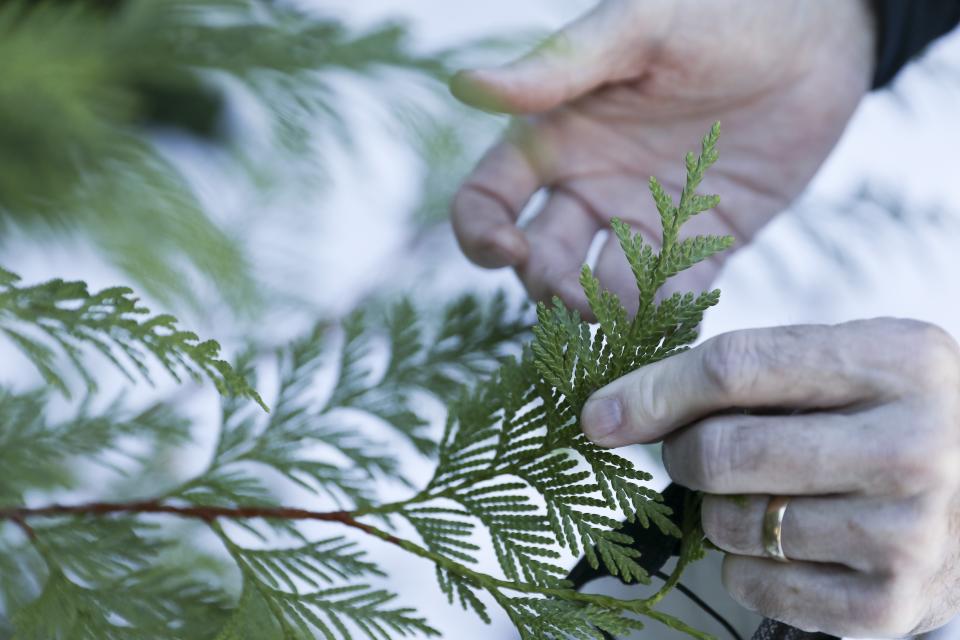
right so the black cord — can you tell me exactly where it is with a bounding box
[593,573,743,640]
[571,485,744,640]
[652,571,743,640]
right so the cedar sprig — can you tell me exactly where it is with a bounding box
[0,124,730,640]
[0,267,265,408]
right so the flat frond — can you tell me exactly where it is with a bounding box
[402,124,729,633]
[0,389,191,504]
[502,597,645,640]
[2,125,729,640]
[0,271,264,407]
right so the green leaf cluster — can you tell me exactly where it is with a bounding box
[212,526,438,640]
[0,124,729,640]
[0,288,525,638]
[362,123,730,638]
[9,520,235,640]
[171,294,527,513]
[0,267,264,407]
[0,389,190,504]
[0,0,450,311]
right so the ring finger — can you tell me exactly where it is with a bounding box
[701,493,900,573]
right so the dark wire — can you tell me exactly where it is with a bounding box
[594,573,743,640]
[651,571,744,640]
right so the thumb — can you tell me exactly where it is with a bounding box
[451,0,655,114]
[580,344,722,448]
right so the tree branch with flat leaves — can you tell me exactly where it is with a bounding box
[0,125,729,640]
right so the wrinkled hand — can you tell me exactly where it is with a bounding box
[580,319,960,636]
[451,0,875,316]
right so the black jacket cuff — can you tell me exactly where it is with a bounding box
[872,0,960,88]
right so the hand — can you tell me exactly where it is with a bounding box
[451,0,875,316]
[580,319,960,636]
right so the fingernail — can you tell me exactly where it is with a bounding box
[581,397,623,440]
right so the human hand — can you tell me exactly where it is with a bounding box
[451,0,875,317]
[580,319,960,636]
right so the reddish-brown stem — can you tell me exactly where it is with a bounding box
[9,514,36,541]
[0,500,400,544]
[0,500,712,638]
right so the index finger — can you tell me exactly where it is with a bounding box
[580,321,903,447]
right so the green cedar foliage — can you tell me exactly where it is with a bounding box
[0,0,447,312]
[170,293,527,514]
[0,287,527,638]
[372,123,729,638]
[0,124,730,639]
[0,267,264,407]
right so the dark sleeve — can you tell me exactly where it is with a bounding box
[872,0,960,88]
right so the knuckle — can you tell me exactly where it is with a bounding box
[877,499,950,576]
[688,418,764,494]
[701,331,764,402]
[879,538,933,578]
[746,587,781,618]
[723,558,809,625]
[675,419,729,491]
[721,558,757,609]
[922,450,960,493]
[701,496,756,553]
[853,576,922,636]
[886,435,958,495]
[724,421,763,479]
[899,321,960,388]
[628,370,671,427]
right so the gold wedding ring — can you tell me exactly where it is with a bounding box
[762,495,791,563]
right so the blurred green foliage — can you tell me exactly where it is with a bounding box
[0,0,450,312]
